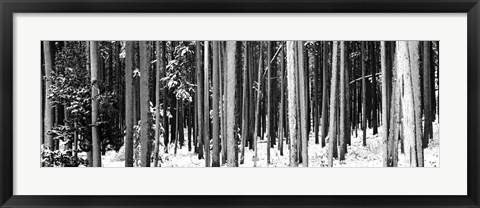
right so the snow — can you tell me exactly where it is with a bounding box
[102,121,439,168]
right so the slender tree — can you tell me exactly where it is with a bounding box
[253,42,263,167]
[153,41,165,167]
[90,41,101,167]
[226,41,238,167]
[43,41,54,150]
[327,41,339,167]
[361,41,367,146]
[266,41,272,164]
[339,41,346,161]
[139,41,151,167]
[320,42,329,147]
[125,41,134,167]
[240,41,249,164]
[297,41,308,167]
[286,41,298,167]
[196,41,204,159]
[212,41,221,167]
[203,41,211,166]
[278,42,285,155]
[423,41,433,148]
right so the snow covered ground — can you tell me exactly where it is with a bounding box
[103,121,439,167]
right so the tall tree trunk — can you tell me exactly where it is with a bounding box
[196,41,204,159]
[278,43,285,155]
[423,41,432,148]
[212,41,221,167]
[381,41,389,167]
[286,41,298,167]
[327,41,339,167]
[339,41,346,161]
[320,42,329,148]
[43,41,54,150]
[397,41,424,167]
[253,42,263,167]
[371,42,378,135]
[153,41,165,167]
[313,43,320,144]
[226,41,238,167]
[266,41,272,164]
[90,41,101,167]
[361,42,367,146]
[203,41,210,166]
[139,41,151,167]
[220,42,227,165]
[296,41,309,167]
[124,41,134,167]
[240,41,249,164]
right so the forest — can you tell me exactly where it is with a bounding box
[41,40,439,167]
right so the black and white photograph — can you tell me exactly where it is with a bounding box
[40,41,439,168]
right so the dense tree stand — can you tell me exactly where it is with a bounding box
[40,41,439,168]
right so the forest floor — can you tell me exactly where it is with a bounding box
[103,121,439,167]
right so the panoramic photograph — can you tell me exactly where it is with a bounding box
[40,41,439,167]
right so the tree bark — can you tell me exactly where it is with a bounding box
[203,41,210,167]
[361,42,367,146]
[139,41,151,167]
[286,41,298,167]
[339,41,346,161]
[327,41,339,167]
[226,41,238,167]
[212,41,221,167]
[43,41,54,150]
[125,41,134,167]
[423,41,432,148]
[196,41,204,159]
[90,41,101,167]
[240,41,249,164]
[320,42,329,148]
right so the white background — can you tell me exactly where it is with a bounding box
[13,13,467,195]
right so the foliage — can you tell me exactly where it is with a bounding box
[41,145,87,167]
[162,41,196,102]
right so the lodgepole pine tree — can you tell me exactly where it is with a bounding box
[286,41,298,167]
[423,41,433,148]
[361,41,367,146]
[212,41,220,167]
[153,41,165,167]
[196,41,204,159]
[327,41,339,167]
[339,41,346,161]
[253,42,264,167]
[226,41,238,167]
[90,41,101,167]
[125,41,134,167]
[43,41,54,150]
[139,41,151,167]
[204,41,210,166]
[320,42,329,148]
[240,41,249,164]
[297,41,308,167]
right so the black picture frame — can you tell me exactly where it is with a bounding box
[1,0,479,207]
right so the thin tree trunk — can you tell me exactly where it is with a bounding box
[124,41,134,167]
[203,41,210,166]
[339,41,346,161]
[212,41,221,167]
[43,41,54,150]
[196,41,204,159]
[266,41,272,164]
[139,41,150,167]
[153,41,164,167]
[327,41,339,167]
[423,41,432,148]
[278,43,285,155]
[226,41,238,167]
[240,41,249,164]
[320,42,329,148]
[253,42,263,167]
[361,42,367,146]
[381,41,389,167]
[286,41,298,167]
[90,41,101,167]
